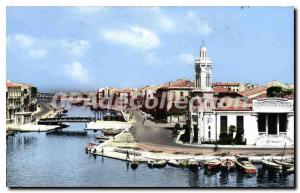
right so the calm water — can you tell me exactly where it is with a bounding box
[7,107,295,188]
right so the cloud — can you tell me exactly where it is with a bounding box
[64,62,90,83]
[186,11,213,35]
[75,7,104,14]
[29,48,47,59]
[101,26,160,50]
[178,53,195,64]
[150,7,175,32]
[60,39,90,58]
[7,34,48,60]
[7,34,35,48]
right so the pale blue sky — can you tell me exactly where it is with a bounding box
[7,7,294,92]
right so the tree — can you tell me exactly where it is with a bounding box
[267,86,283,97]
[234,125,244,145]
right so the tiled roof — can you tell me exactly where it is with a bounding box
[238,86,267,97]
[212,82,240,86]
[213,86,229,93]
[160,79,194,89]
[6,82,21,88]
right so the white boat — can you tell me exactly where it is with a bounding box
[167,159,180,167]
[262,159,282,170]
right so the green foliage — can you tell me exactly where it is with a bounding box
[167,105,187,117]
[229,125,236,134]
[267,86,294,98]
[179,124,190,143]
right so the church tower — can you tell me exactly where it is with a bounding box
[194,44,212,92]
[189,43,214,144]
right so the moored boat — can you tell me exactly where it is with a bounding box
[131,160,139,170]
[85,142,97,152]
[235,156,256,174]
[188,159,199,171]
[178,159,189,167]
[148,160,167,168]
[262,159,282,170]
[220,159,235,172]
[103,130,121,135]
[167,159,181,167]
[272,159,294,169]
[204,158,221,170]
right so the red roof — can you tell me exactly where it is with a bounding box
[6,82,21,88]
[213,86,229,93]
[213,82,240,86]
[160,79,194,89]
[239,86,267,97]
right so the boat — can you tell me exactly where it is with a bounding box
[235,156,256,174]
[188,159,199,170]
[285,166,294,173]
[178,159,189,167]
[220,159,235,171]
[85,142,97,152]
[130,148,139,170]
[148,160,167,168]
[272,159,294,169]
[203,158,221,170]
[131,160,139,170]
[103,130,121,135]
[261,159,282,170]
[167,159,181,167]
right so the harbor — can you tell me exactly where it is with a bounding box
[7,106,294,187]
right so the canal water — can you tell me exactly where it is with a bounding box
[7,107,294,188]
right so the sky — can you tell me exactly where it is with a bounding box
[6,7,294,92]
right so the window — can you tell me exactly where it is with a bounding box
[220,116,227,134]
[258,114,266,132]
[237,116,244,130]
[279,114,287,132]
[180,92,184,97]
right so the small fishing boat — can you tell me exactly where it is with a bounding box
[131,160,139,170]
[262,159,282,170]
[178,160,189,167]
[188,159,199,170]
[103,130,121,135]
[167,159,181,167]
[220,159,235,171]
[272,159,294,169]
[148,160,167,168]
[85,142,97,152]
[204,158,221,170]
[235,156,256,174]
[286,166,294,173]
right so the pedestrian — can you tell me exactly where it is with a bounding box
[126,150,130,161]
[101,148,104,155]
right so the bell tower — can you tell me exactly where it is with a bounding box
[194,42,212,92]
[189,42,214,144]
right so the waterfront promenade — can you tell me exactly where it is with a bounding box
[92,110,293,164]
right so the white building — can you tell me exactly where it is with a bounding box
[188,45,294,147]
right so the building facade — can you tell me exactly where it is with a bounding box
[187,46,294,147]
[6,81,37,124]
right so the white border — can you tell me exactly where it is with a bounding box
[1,0,298,192]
